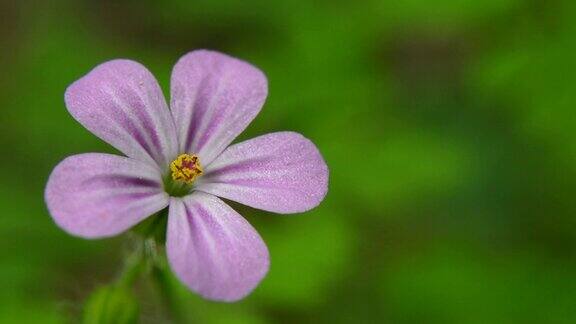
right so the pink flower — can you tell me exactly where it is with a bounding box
[45,50,329,301]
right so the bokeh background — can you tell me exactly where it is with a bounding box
[2,0,576,323]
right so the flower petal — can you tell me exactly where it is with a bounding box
[166,192,269,302]
[45,153,169,238]
[196,132,329,214]
[170,50,268,165]
[65,60,178,168]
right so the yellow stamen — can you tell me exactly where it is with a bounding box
[170,154,203,184]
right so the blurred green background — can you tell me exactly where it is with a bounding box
[2,0,576,323]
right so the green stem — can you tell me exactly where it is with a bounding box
[116,246,146,288]
[82,245,144,324]
[153,265,186,323]
[84,213,186,323]
[145,240,187,323]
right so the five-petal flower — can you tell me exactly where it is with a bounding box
[45,50,328,301]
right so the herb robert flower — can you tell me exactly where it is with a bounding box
[45,50,328,301]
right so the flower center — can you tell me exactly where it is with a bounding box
[164,154,203,197]
[170,153,203,183]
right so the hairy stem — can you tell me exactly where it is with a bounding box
[142,238,186,323]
